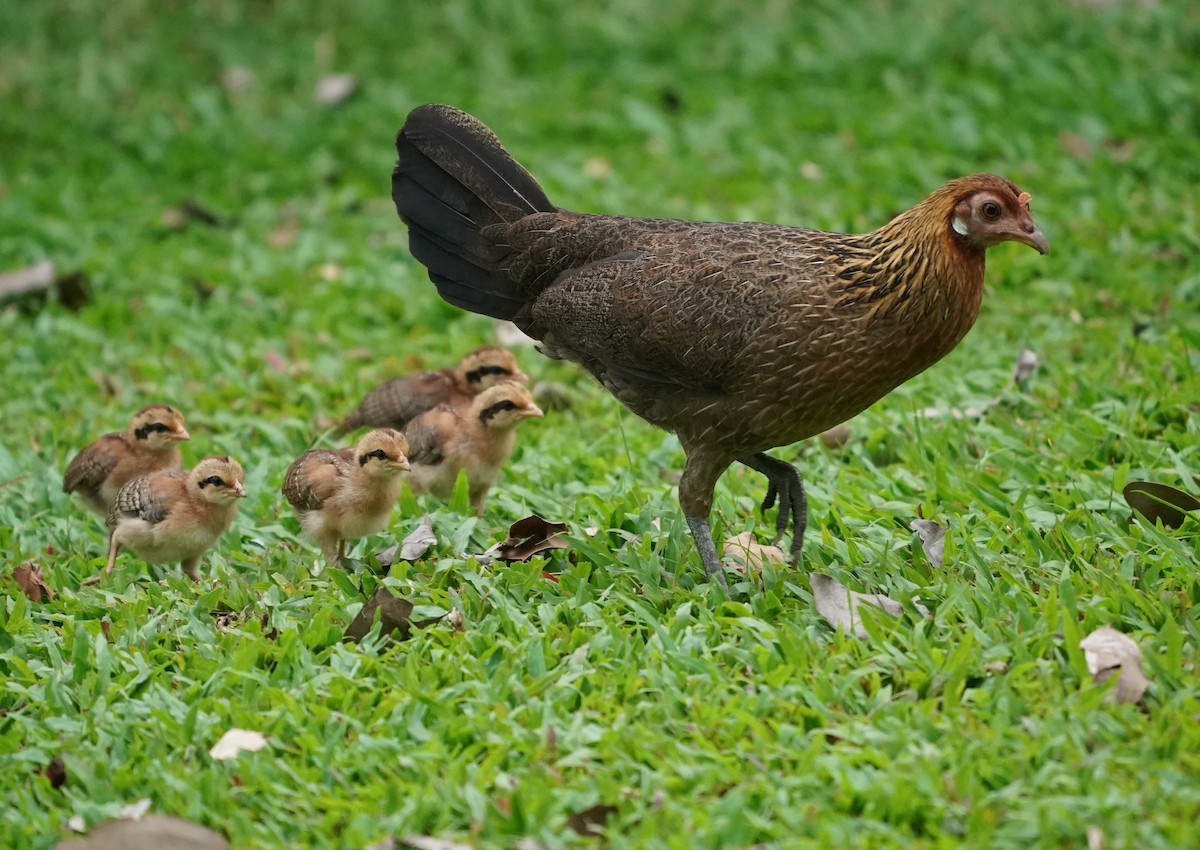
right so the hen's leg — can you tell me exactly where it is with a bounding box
[739,452,807,561]
[679,451,732,589]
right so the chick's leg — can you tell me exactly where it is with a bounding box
[181,558,201,581]
[679,451,731,589]
[739,452,807,561]
[104,531,122,576]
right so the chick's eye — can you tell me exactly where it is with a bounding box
[369,449,389,460]
[981,201,1002,221]
[200,476,225,488]
[497,400,517,412]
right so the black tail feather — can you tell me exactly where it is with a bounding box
[393,105,555,320]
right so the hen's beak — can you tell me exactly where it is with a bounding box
[1015,225,1049,256]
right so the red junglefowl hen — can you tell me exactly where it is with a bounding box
[392,104,1048,586]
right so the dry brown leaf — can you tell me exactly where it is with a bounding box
[53,814,230,849]
[1080,626,1149,704]
[0,260,55,297]
[44,756,67,788]
[315,73,357,106]
[819,422,852,449]
[496,515,569,562]
[1123,481,1199,530]
[723,531,787,574]
[810,573,927,638]
[0,261,92,311]
[909,519,946,569]
[13,561,55,601]
[565,803,617,837]
[267,221,298,249]
[1058,130,1093,160]
[344,587,414,642]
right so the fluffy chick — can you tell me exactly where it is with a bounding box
[335,346,527,435]
[63,404,190,516]
[281,428,410,566]
[105,455,246,581]
[404,381,542,513]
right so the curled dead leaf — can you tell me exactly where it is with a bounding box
[53,814,230,850]
[399,514,437,561]
[909,519,946,569]
[810,573,927,638]
[209,728,268,760]
[160,200,223,230]
[0,261,92,312]
[723,531,787,574]
[13,561,55,601]
[819,422,852,449]
[1079,626,1149,704]
[315,73,357,106]
[496,515,568,562]
[565,803,617,837]
[1123,481,1199,530]
[344,587,414,642]
[44,756,67,789]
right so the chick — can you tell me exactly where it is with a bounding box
[404,381,543,513]
[335,346,527,435]
[281,428,411,567]
[63,404,190,516]
[104,455,246,581]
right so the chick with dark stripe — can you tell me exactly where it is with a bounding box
[104,455,245,581]
[403,381,543,513]
[335,346,527,436]
[64,404,190,516]
[282,429,410,567]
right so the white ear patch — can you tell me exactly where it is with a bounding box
[952,217,969,236]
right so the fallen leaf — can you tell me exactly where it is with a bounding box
[909,519,946,569]
[315,73,357,106]
[1059,130,1093,160]
[810,573,926,638]
[819,422,852,448]
[116,799,152,821]
[208,728,268,760]
[1012,348,1039,385]
[263,350,288,374]
[445,608,465,632]
[344,587,440,643]
[318,262,343,281]
[220,66,254,94]
[1123,481,1199,529]
[397,837,474,850]
[0,261,92,311]
[0,260,55,297]
[1088,826,1105,850]
[496,515,569,562]
[53,814,230,850]
[44,756,67,788]
[400,514,437,561]
[582,156,612,179]
[565,803,617,837]
[159,200,223,230]
[13,561,55,601]
[267,221,298,249]
[723,531,787,573]
[1079,626,1149,704]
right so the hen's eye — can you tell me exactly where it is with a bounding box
[981,201,1002,221]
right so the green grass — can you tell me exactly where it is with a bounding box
[2,0,1199,847]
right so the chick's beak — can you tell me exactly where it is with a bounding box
[397,456,411,471]
[174,427,191,441]
[523,404,545,419]
[233,481,247,498]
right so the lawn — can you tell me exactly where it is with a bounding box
[1,0,1198,847]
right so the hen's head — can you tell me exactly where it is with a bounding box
[943,174,1048,255]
